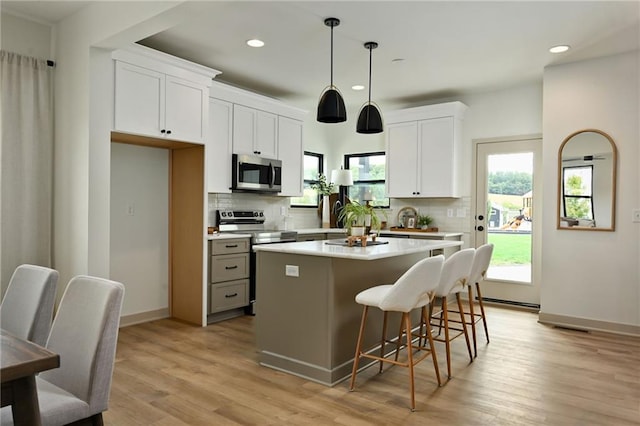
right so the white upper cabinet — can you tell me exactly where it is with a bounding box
[113,45,220,144]
[232,105,278,159]
[277,117,304,197]
[207,98,233,193]
[209,81,307,195]
[385,102,467,198]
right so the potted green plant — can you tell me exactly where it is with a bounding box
[311,174,336,228]
[337,201,382,236]
[417,214,434,230]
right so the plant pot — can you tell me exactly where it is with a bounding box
[322,195,330,228]
[350,226,365,237]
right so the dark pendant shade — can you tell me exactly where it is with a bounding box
[317,87,347,123]
[356,103,383,134]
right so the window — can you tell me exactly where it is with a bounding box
[562,165,594,219]
[291,151,323,207]
[344,152,389,208]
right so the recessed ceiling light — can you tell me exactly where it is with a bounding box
[549,45,570,53]
[352,85,365,91]
[246,39,265,48]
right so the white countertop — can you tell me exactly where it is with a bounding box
[294,228,462,238]
[253,237,462,260]
[206,233,251,240]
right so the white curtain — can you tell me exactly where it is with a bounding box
[0,51,54,295]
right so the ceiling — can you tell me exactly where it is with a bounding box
[3,1,639,111]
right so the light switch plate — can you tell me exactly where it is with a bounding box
[285,265,299,277]
[456,208,466,218]
[447,209,454,217]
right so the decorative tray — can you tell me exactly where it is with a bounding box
[325,240,390,247]
[389,226,439,233]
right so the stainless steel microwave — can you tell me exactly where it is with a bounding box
[231,154,282,193]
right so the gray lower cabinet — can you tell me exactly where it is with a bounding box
[208,238,250,321]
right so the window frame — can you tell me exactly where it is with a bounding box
[562,164,595,220]
[344,151,389,208]
[291,151,324,208]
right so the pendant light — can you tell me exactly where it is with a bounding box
[317,17,347,123]
[356,41,383,134]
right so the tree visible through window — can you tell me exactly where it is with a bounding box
[563,165,594,219]
[344,152,389,208]
[291,152,323,207]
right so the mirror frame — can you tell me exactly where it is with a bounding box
[557,129,617,231]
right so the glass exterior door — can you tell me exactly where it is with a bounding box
[474,137,541,306]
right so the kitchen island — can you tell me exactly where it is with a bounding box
[254,237,462,386]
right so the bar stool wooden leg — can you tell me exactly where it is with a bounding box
[467,284,478,357]
[476,282,490,343]
[350,306,369,391]
[402,313,416,411]
[456,292,473,362]
[380,311,388,373]
[441,296,452,378]
[422,307,442,386]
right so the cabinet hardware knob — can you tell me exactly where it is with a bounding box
[225,293,238,298]
[225,244,238,248]
[478,215,484,221]
[225,265,238,270]
[160,129,166,133]
[476,225,485,231]
[166,130,172,135]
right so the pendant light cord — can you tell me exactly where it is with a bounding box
[330,23,334,87]
[367,45,372,103]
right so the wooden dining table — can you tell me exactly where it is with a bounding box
[1,328,59,426]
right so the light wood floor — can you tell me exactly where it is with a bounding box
[105,306,640,425]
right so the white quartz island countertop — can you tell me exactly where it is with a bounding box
[253,237,462,260]
[295,228,462,238]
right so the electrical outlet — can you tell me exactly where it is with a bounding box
[280,206,287,216]
[447,209,454,217]
[633,209,640,223]
[285,265,299,277]
[126,204,135,216]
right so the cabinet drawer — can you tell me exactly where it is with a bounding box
[210,253,249,282]
[209,280,249,313]
[210,238,250,255]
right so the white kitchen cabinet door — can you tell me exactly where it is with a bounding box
[165,75,208,143]
[232,104,256,156]
[277,117,303,197]
[418,116,457,197]
[114,61,164,137]
[232,105,278,159]
[255,110,278,159]
[114,61,208,144]
[386,121,420,197]
[207,98,233,193]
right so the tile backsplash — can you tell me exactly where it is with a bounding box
[208,193,473,246]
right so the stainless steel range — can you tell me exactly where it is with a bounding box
[216,209,297,315]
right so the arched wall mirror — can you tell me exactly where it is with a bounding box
[557,129,617,231]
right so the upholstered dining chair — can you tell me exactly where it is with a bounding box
[426,248,475,380]
[349,255,445,411]
[466,243,494,357]
[0,264,58,346]
[0,275,125,426]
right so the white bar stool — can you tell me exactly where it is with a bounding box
[349,255,444,411]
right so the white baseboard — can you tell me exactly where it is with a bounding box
[120,308,170,328]
[538,311,640,337]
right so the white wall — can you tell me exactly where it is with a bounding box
[541,51,640,333]
[50,2,185,294]
[110,143,169,316]
[1,12,52,58]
